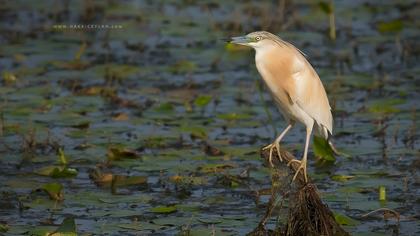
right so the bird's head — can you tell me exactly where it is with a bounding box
[230,31,280,50]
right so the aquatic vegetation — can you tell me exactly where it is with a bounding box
[0,0,418,235]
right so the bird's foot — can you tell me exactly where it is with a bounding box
[262,143,283,167]
[287,159,308,183]
[262,144,272,151]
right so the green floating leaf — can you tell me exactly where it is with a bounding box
[352,170,389,177]
[90,168,148,188]
[187,227,231,236]
[70,121,90,129]
[117,223,143,231]
[217,113,251,121]
[13,65,45,77]
[150,205,177,214]
[29,217,76,236]
[230,180,240,188]
[154,102,174,113]
[113,175,148,187]
[49,167,78,178]
[198,163,235,174]
[98,194,152,204]
[55,217,77,236]
[35,166,78,178]
[222,215,247,221]
[377,20,403,33]
[28,226,57,236]
[95,64,141,80]
[331,175,355,182]
[198,217,223,224]
[0,223,9,233]
[367,98,405,114]
[334,213,359,226]
[118,222,162,231]
[169,175,207,185]
[152,216,193,226]
[41,182,64,201]
[107,147,141,162]
[2,71,17,84]
[142,136,167,148]
[180,125,207,139]
[194,95,212,108]
[313,136,335,162]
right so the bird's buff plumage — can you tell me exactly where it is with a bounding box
[231,31,333,182]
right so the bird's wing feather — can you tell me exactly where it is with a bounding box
[291,54,333,134]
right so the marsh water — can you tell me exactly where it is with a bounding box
[0,0,419,235]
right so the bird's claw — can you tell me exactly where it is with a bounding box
[263,143,283,167]
[262,144,272,151]
[288,159,308,183]
[287,159,300,166]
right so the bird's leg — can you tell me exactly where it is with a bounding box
[263,124,293,167]
[289,125,312,183]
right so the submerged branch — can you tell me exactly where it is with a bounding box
[362,208,400,223]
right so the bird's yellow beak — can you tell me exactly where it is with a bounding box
[230,36,251,45]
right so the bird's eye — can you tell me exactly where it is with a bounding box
[255,36,262,41]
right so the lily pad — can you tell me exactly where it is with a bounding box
[194,95,212,108]
[0,223,9,233]
[334,213,359,226]
[198,163,235,173]
[152,216,194,226]
[118,222,162,231]
[107,147,141,162]
[154,102,174,113]
[367,98,405,114]
[150,205,177,214]
[331,175,355,182]
[217,113,251,121]
[198,217,223,224]
[40,182,64,201]
[377,20,403,33]
[54,217,77,236]
[35,166,78,178]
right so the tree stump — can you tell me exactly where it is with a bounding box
[248,146,349,236]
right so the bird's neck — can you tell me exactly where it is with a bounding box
[255,45,286,69]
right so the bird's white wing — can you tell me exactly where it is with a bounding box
[292,54,333,136]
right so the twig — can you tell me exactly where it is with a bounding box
[362,208,400,223]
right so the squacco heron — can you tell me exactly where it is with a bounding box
[230,31,333,183]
